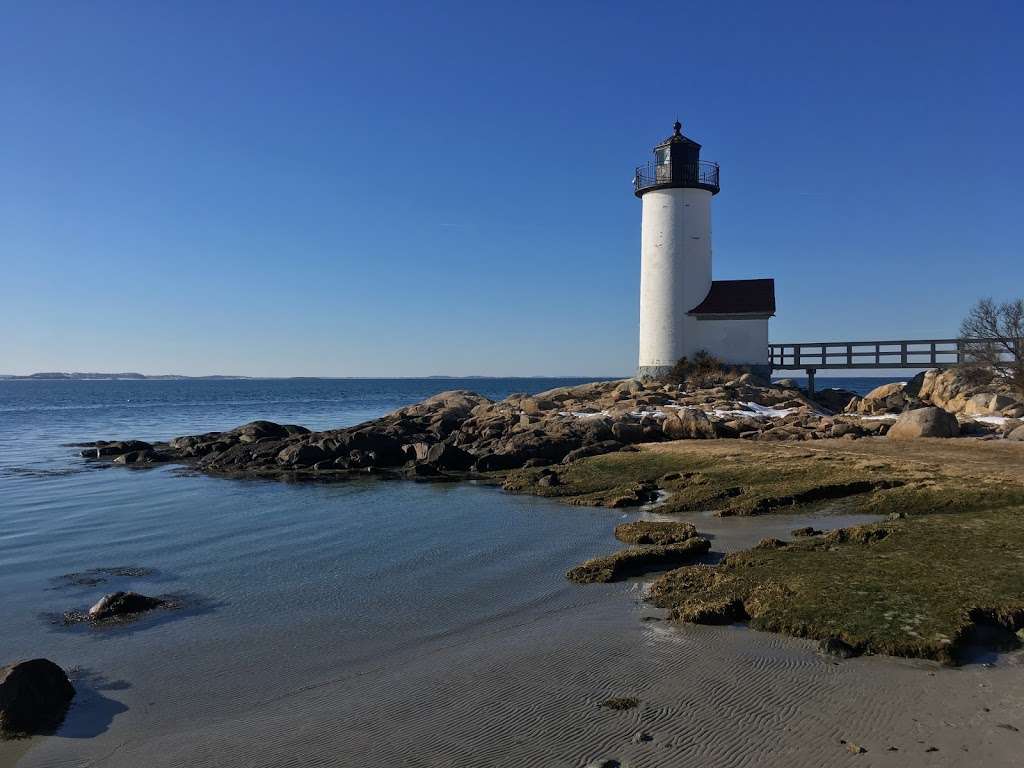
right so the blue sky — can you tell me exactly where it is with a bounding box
[2,1,1021,377]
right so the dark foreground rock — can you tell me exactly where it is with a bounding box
[87,591,166,621]
[0,659,75,736]
[819,637,860,659]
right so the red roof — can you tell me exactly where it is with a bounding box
[688,279,776,317]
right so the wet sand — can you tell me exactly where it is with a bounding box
[6,501,1023,768]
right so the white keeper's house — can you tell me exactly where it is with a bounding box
[634,121,775,378]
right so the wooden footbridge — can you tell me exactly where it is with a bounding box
[769,337,1021,394]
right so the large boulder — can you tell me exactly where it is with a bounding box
[662,408,718,439]
[811,387,859,414]
[887,407,960,440]
[0,659,75,735]
[396,390,492,421]
[231,420,292,442]
[276,442,327,467]
[423,442,475,470]
[610,420,646,444]
[517,397,557,415]
[337,430,405,466]
[1007,425,1024,441]
[852,382,918,415]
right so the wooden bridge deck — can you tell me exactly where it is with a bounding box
[769,337,1020,394]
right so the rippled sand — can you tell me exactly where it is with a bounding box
[6,498,1023,768]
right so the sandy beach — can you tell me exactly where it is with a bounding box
[4,379,1024,767]
[5,491,1023,768]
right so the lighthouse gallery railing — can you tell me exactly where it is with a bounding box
[634,160,720,194]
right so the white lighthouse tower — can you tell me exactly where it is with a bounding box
[635,121,774,378]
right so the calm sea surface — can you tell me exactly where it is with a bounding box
[0,376,900,765]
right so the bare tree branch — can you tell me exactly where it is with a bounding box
[960,297,1024,396]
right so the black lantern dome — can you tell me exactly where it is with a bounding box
[634,121,720,197]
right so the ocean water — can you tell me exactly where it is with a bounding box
[0,376,903,767]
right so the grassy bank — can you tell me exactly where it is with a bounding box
[502,438,1024,663]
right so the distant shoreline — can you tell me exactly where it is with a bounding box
[0,372,921,381]
[0,374,608,381]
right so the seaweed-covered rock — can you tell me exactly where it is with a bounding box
[598,697,638,711]
[561,440,623,464]
[822,525,889,545]
[676,598,748,625]
[604,481,660,508]
[566,538,710,583]
[88,591,165,620]
[537,472,560,487]
[614,521,697,545]
[819,637,859,658]
[0,659,75,735]
[80,440,153,458]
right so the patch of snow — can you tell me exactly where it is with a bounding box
[711,401,802,419]
[860,414,899,421]
[973,415,1012,425]
[630,409,668,419]
[559,410,610,419]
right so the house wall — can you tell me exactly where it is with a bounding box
[695,317,769,366]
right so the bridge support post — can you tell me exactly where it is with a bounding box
[805,368,816,396]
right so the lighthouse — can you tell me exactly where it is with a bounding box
[634,122,775,378]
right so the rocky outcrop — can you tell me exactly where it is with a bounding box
[88,592,165,620]
[887,407,961,440]
[850,382,921,415]
[839,367,1024,438]
[0,659,75,736]
[905,368,1023,417]
[79,440,152,458]
[84,370,1021,483]
[80,379,849,479]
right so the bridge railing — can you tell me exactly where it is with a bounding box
[769,337,1020,371]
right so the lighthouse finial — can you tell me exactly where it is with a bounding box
[673,120,682,136]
